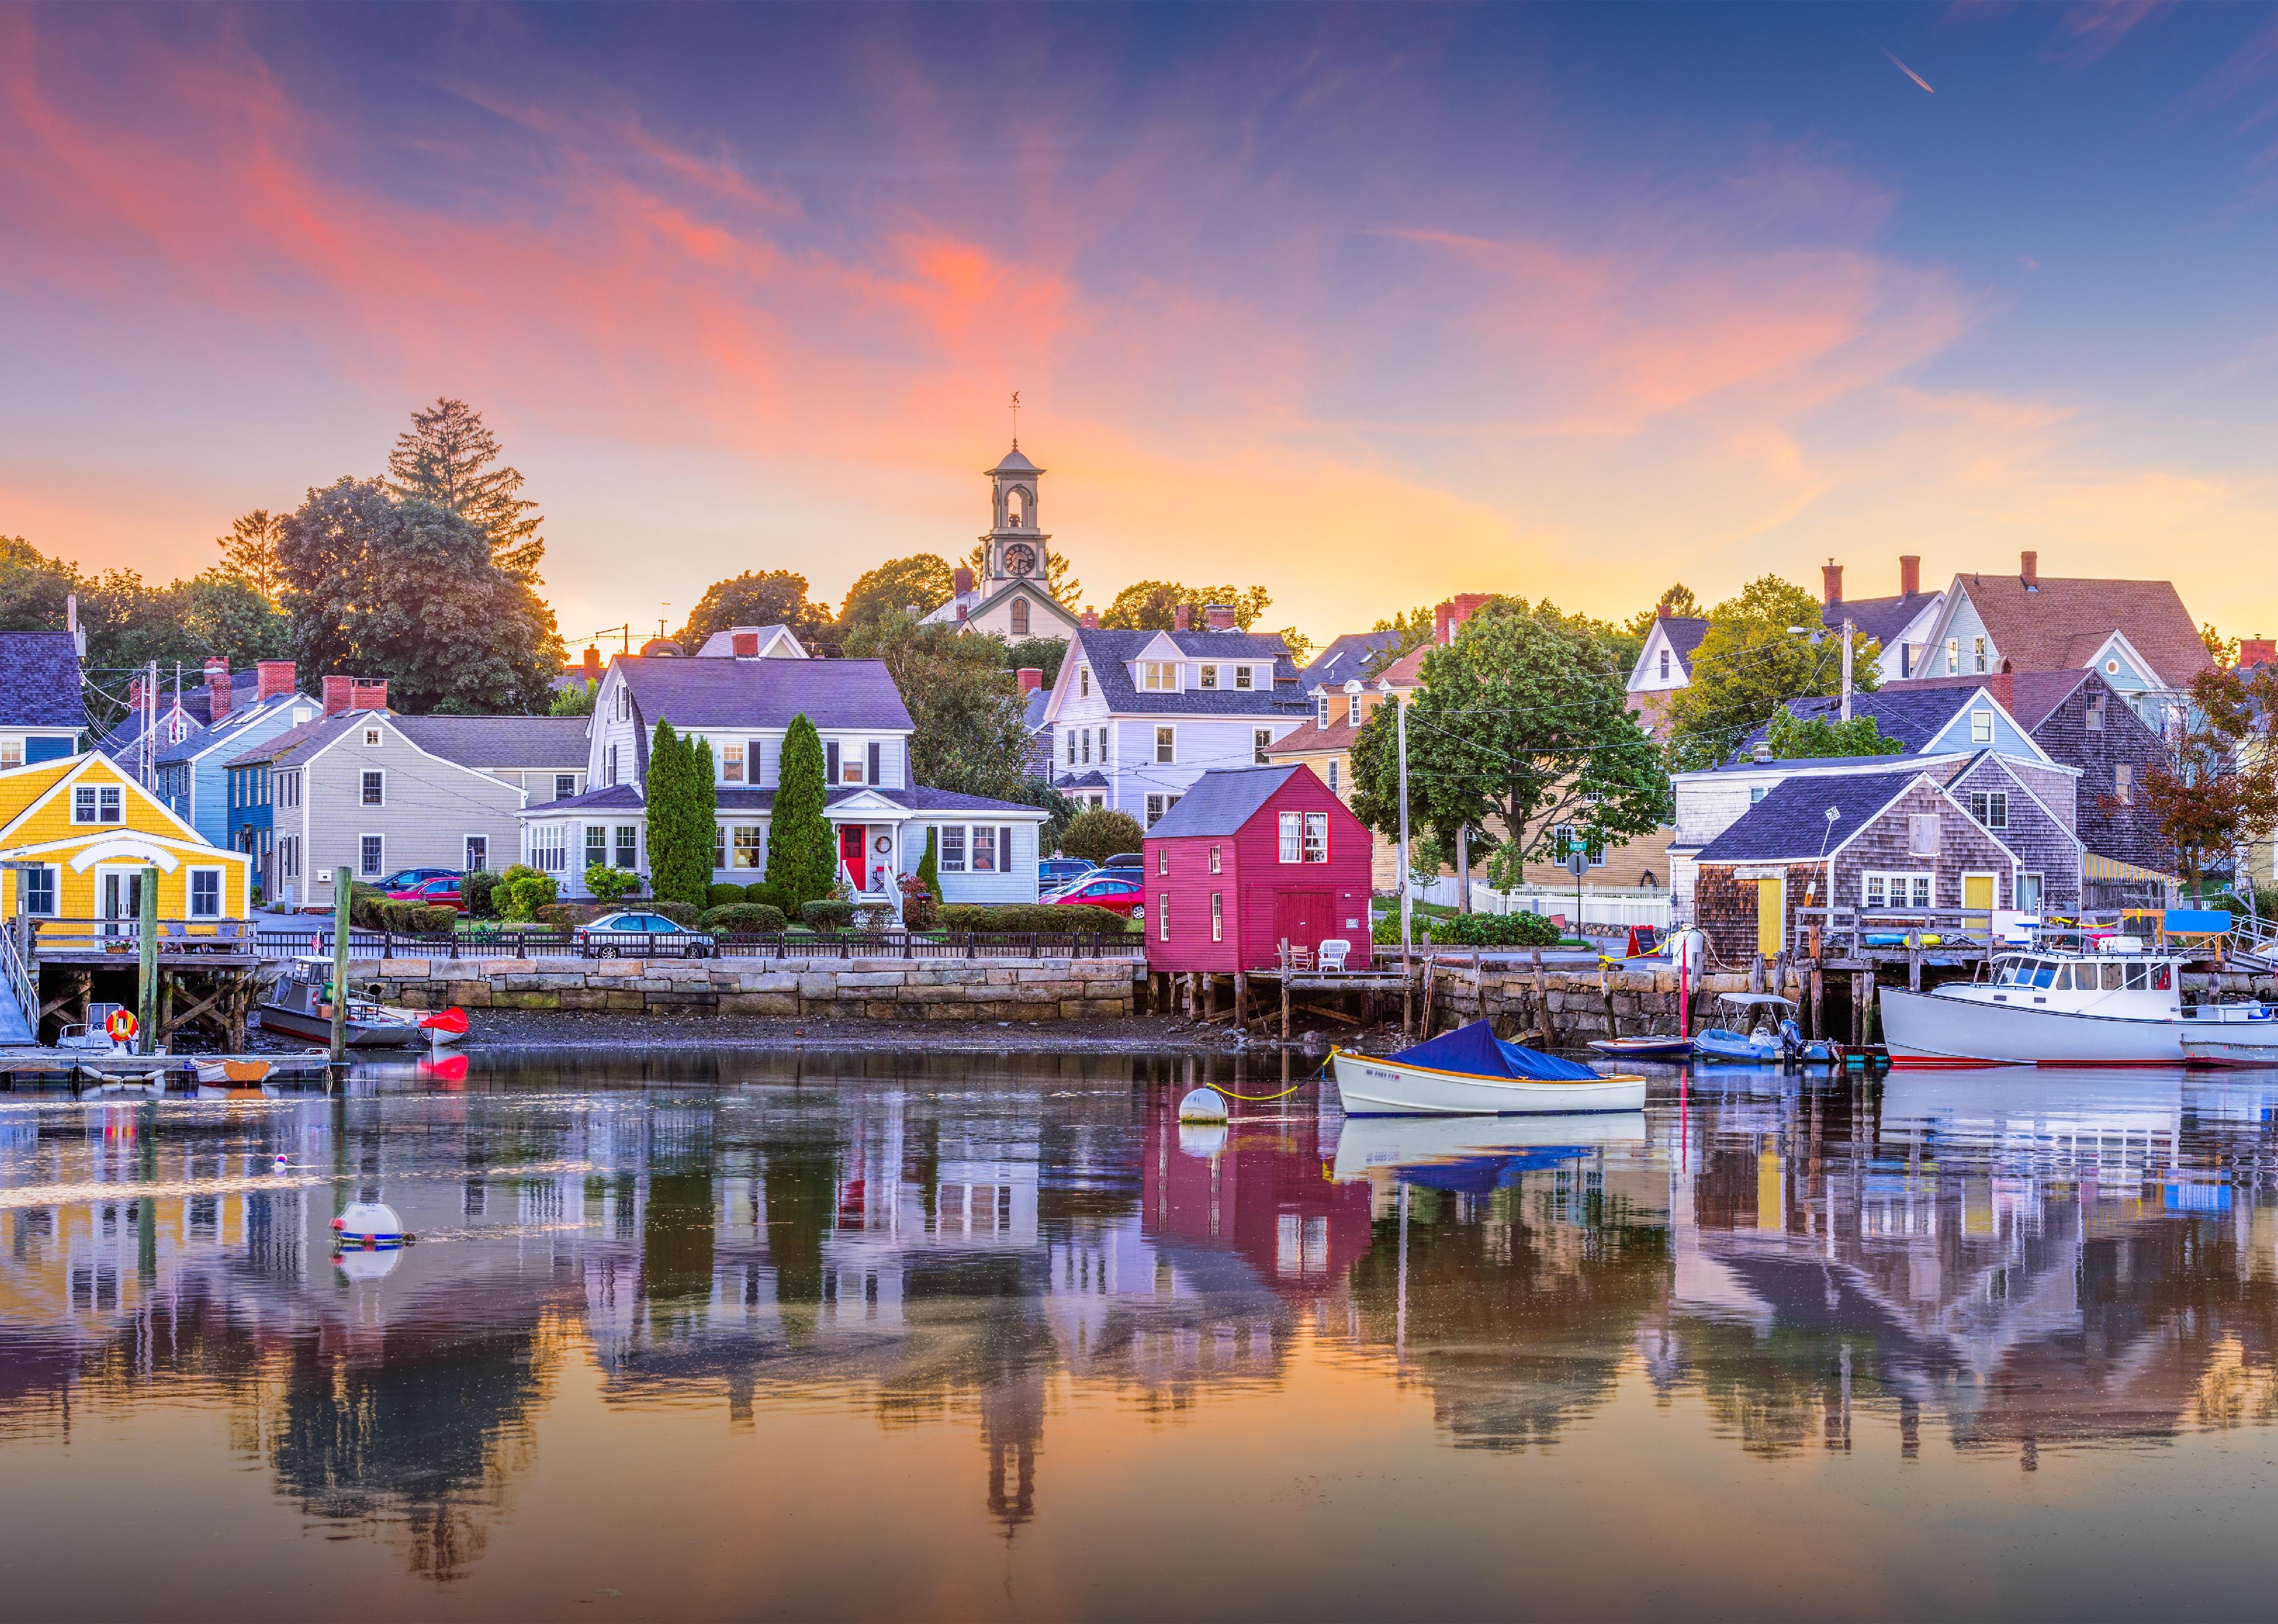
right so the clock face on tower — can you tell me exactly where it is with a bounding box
[1002,542,1038,578]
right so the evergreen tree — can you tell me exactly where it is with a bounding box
[385,397,546,582]
[689,735,717,899]
[768,714,837,908]
[645,720,711,908]
[917,826,941,901]
[215,510,287,604]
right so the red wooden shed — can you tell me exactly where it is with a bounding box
[1141,764,1375,973]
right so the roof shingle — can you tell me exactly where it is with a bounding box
[1696,769,1928,863]
[1958,572,2210,689]
[0,632,85,732]
[1142,765,1305,839]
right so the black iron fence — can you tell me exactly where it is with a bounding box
[250,927,1145,962]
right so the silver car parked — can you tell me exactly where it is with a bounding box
[573,910,718,959]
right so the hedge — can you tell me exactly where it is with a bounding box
[707,882,749,911]
[798,899,855,931]
[1415,910,1562,948]
[700,903,788,933]
[460,870,502,918]
[936,903,1130,934]
[534,902,612,928]
[648,900,702,928]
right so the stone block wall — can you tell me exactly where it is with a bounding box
[348,955,1139,1022]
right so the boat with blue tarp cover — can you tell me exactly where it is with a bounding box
[1330,1019,1647,1116]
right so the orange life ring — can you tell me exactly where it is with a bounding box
[104,1008,137,1043]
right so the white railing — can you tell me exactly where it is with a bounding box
[0,924,36,1038]
[1407,878,1673,930]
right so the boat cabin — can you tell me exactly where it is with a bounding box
[1956,949,2181,1017]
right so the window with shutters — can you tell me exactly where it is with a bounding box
[722,744,745,783]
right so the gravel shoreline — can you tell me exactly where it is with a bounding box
[446,1007,1345,1054]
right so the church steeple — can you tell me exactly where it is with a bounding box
[981,446,1048,586]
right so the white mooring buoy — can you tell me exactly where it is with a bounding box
[1177,1086,1230,1123]
[332,1201,410,1249]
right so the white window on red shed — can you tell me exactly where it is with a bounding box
[1279,811,1301,864]
[1209,844,1221,874]
[1159,898,1170,940]
[1157,846,1167,875]
[1211,892,1223,941]
[1303,813,1328,863]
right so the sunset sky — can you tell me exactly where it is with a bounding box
[5,2,2277,648]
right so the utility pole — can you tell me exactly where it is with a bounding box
[1396,693,1412,956]
[329,866,352,1062]
[135,865,157,1054]
[1840,616,1855,723]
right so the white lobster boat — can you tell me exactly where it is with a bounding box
[1880,942,2278,1067]
[1332,1019,1647,1116]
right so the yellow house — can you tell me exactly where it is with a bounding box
[0,753,253,925]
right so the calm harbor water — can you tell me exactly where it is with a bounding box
[7,1051,2278,1621]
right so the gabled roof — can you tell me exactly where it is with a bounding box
[614,655,914,732]
[1064,629,1304,719]
[1696,769,1928,864]
[223,712,355,769]
[1655,616,1712,674]
[1881,669,2101,732]
[1950,572,2211,689]
[156,691,317,767]
[1823,590,1941,651]
[1730,689,1978,761]
[692,625,807,659]
[522,780,1046,818]
[0,632,85,732]
[1268,708,1367,755]
[1144,765,1306,839]
[390,715,591,770]
[1299,631,1403,691]
[1376,642,1431,690]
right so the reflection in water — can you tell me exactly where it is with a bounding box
[7,1056,2278,1613]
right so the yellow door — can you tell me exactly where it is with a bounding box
[1963,874,1995,914]
[1756,877,1783,956]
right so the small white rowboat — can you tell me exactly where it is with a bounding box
[1332,1019,1646,1116]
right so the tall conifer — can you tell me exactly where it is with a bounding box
[768,714,836,908]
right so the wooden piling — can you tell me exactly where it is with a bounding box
[1233,971,1248,1031]
[1202,974,1216,1021]
[1809,962,1824,1040]
[1530,948,1554,1048]
[1281,974,1292,1042]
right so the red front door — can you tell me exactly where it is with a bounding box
[839,825,866,892]
[1273,891,1333,961]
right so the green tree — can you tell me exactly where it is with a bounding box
[550,679,596,716]
[1763,708,1905,760]
[1622,584,1701,638]
[998,635,1069,688]
[643,721,707,908]
[1367,606,1437,675]
[768,713,838,909]
[277,478,564,713]
[677,570,834,649]
[1099,581,1273,633]
[215,510,287,604]
[842,614,1039,801]
[169,568,293,667]
[1060,807,1144,867]
[385,397,546,582]
[966,540,1081,606]
[2144,663,2278,900]
[1348,598,1669,879]
[916,826,941,901]
[1662,575,1879,772]
[839,554,954,631]
[688,735,717,899]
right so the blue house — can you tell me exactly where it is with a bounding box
[145,661,317,850]
[0,631,88,766]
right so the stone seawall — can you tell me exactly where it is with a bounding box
[350,956,1140,1022]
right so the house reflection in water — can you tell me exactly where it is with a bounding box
[10,1059,2278,1591]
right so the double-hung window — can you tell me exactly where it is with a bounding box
[617,826,639,869]
[1326,760,1340,794]
[1346,695,1361,726]
[360,835,385,877]
[1067,732,1079,766]
[1946,637,1960,674]
[723,744,745,784]
[22,866,56,917]
[941,826,967,872]
[1969,790,2008,829]
[554,773,577,800]
[73,786,123,825]
[587,826,609,870]
[1254,728,1273,765]
[1141,662,1177,692]
[1279,811,1303,864]
[361,770,384,807]
[729,826,762,869]
[1317,696,1330,729]
[1211,892,1223,941]
[1155,727,1175,764]
[1234,666,1254,690]
[1144,793,1179,828]
[1199,664,1218,690]
[1970,709,1994,745]
[466,836,488,872]
[971,827,1003,872]
[1973,637,1988,674]
[2115,763,2134,805]
[1303,813,1328,863]
[188,869,222,919]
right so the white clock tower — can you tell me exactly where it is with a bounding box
[981,446,1047,586]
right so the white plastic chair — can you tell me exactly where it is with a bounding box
[1316,939,1351,973]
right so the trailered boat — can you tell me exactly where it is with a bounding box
[1332,1019,1646,1116]
[1880,941,2278,1067]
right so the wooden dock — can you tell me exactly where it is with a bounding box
[0,1047,338,1091]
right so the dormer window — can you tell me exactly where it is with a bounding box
[1199,664,1218,690]
[1317,696,1330,729]
[1141,661,1178,692]
[1346,695,1361,726]
[1234,666,1254,690]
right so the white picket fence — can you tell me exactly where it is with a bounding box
[1410,878,1673,931]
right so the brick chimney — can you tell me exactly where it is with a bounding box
[1985,672,2015,715]
[352,680,388,712]
[2020,550,2039,589]
[255,660,296,700]
[321,676,354,716]
[1016,667,1043,694]
[1656,601,1671,621]
[2240,636,2275,671]
[1434,593,1489,646]
[1899,554,1920,597]
[1822,560,1843,607]
[128,674,145,712]
[582,646,602,682]
[731,631,759,657]
[1203,603,1236,631]
[1080,608,1100,629]
[1173,605,1192,633]
[205,657,231,722]
[955,602,968,624]
[952,565,974,594]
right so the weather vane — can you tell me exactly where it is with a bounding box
[1010,390,1020,449]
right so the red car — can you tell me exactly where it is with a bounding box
[386,876,466,912]
[1048,872,1144,920]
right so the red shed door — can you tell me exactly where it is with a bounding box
[1273,890,1334,961]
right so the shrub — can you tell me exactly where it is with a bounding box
[799,899,856,932]
[707,882,748,911]
[898,870,936,930]
[498,872,560,921]
[586,864,642,903]
[854,900,893,932]
[536,901,611,928]
[648,900,701,928]
[501,864,543,884]
[744,881,784,908]
[700,903,787,933]
[461,870,502,918]
[937,903,1130,933]
[1415,910,1561,948]
[1060,807,1145,867]
[916,827,940,904]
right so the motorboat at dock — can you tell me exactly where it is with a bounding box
[255,960,421,1049]
[1880,941,2278,1067]
[1691,994,1834,1065]
[1331,1019,1646,1116]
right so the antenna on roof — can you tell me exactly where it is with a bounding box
[1009,390,1020,451]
